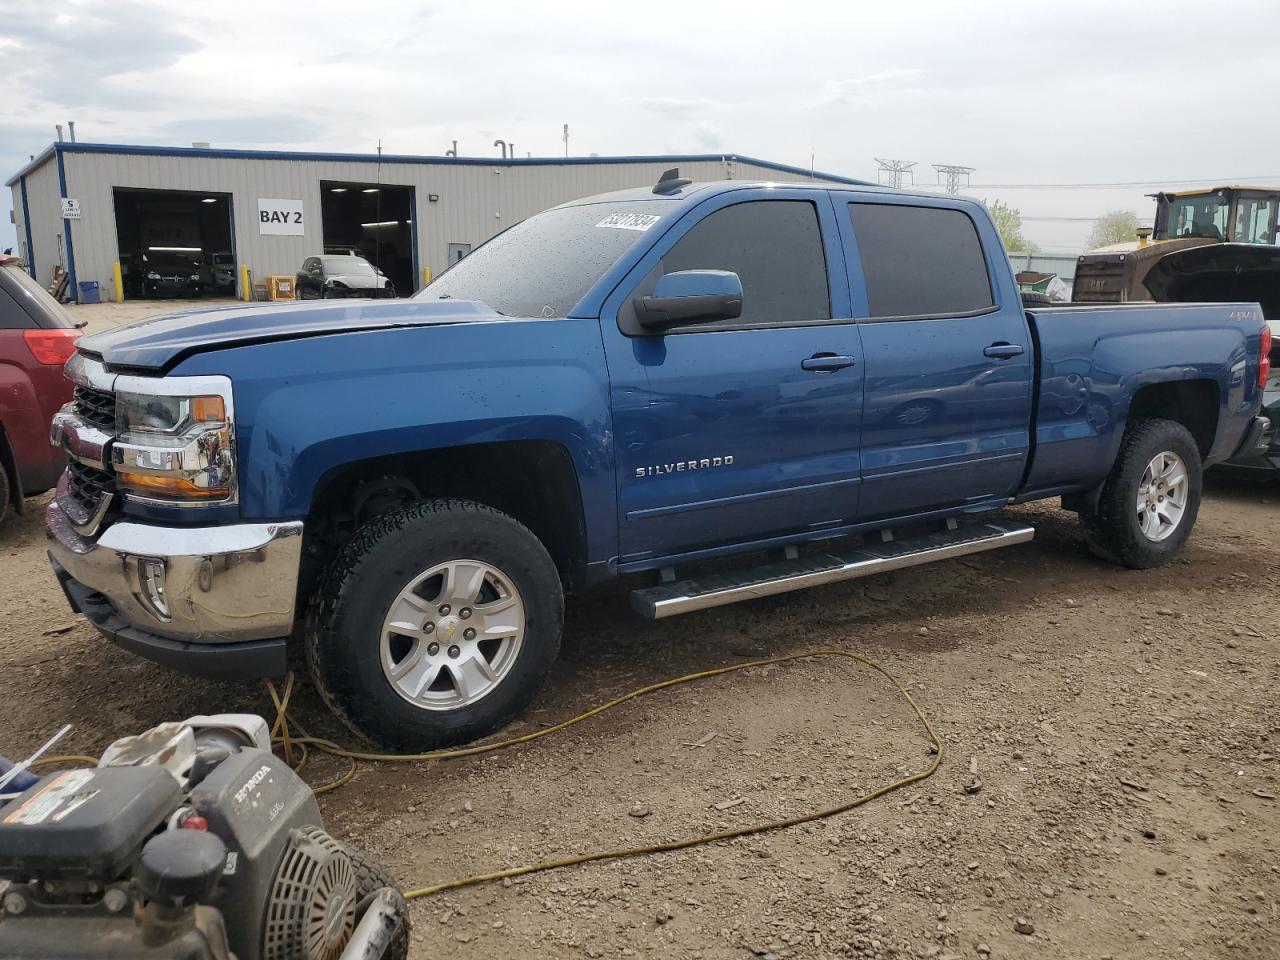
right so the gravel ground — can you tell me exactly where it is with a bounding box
[3,301,1277,958]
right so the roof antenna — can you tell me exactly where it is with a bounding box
[653,167,692,195]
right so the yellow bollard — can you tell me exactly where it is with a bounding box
[112,262,124,302]
[240,265,252,301]
[422,265,432,287]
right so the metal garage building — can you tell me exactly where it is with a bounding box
[7,142,860,303]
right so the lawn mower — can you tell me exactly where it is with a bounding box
[0,714,408,960]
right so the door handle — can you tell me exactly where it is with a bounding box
[983,342,1025,360]
[801,354,857,372]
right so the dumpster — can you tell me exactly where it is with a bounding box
[78,280,101,304]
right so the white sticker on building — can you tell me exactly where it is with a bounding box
[258,198,304,236]
[61,198,81,220]
[596,213,660,231]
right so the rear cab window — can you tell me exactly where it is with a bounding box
[845,202,993,319]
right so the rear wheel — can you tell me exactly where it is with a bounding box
[306,499,563,750]
[1082,417,1202,568]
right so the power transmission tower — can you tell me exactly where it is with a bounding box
[874,158,916,189]
[933,164,975,195]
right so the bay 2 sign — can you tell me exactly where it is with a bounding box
[258,198,304,236]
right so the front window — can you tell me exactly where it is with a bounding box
[1164,194,1230,240]
[322,256,376,276]
[416,201,669,318]
[1232,195,1277,244]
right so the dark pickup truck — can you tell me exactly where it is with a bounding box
[45,176,1271,748]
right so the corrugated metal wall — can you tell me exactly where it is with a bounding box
[57,151,845,301]
[15,158,65,288]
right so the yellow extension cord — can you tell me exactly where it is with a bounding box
[33,650,942,901]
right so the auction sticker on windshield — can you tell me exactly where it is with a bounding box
[596,213,661,231]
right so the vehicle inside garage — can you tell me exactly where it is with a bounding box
[320,181,415,296]
[112,188,235,299]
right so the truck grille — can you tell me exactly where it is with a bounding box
[66,459,117,516]
[73,385,116,432]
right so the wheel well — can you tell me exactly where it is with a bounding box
[1128,380,1219,458]
[301,440,588,600]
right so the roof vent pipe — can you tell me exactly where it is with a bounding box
[67,121,75,142]
[55,124,63,142]
[493,139,507,159]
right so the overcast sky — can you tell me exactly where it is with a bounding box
[4,0,1280,253]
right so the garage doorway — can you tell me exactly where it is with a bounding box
[112,188,236,300]
[319,181,415,296]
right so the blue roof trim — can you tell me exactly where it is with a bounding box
[8,141,869,187]
[54,144,78,302]
[19,176,35,279]
[5,144,57,187]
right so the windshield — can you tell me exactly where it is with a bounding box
[323,257,376,276]
[415,201,669,317]
[144,252,201,269]
[1164,194,1230,240]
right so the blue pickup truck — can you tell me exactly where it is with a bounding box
[46,173,1272,749]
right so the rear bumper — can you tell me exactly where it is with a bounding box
[45,497,302,679]
[1224,414,1278,470]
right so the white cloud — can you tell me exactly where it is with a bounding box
[4,0,1280,251]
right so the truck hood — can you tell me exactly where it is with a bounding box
[76,298,502,372]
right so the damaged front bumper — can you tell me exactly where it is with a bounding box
[46,491,302,679]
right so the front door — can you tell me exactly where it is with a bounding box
[836,196,1034,520]
[599,189,865,564]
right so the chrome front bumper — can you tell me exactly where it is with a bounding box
[46,494,303,678]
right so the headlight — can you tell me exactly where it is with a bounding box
[111,376,236,504]
[190,273,201,281]
[147,271,161,280]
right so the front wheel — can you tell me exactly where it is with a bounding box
[306,500,563,750]
[1082,417,1202,568]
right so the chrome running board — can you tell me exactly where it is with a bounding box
[630,521,1034,619]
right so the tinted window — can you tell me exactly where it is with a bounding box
[0,265,71,329]
[419,201,669,318]
[847,203,993,318]
[661,200,829,326]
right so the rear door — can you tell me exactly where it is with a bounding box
[835,196,1033,520]
[598,189,865,563]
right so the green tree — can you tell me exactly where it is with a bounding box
[985,200,1036,253]
[1086,210,1141,249]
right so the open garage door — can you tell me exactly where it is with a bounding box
[113,188,235,300]
[320,181,415,296]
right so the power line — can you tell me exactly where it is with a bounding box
[966,175,1280,190]
[1020,215,1154,223]
[874,158,916,189]
[933,163,974,195]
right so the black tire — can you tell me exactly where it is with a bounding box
[306,499,563,750]
[344,841,409,960]
[1082,418,1202,568]
[0,462,10,527]
[1020,291,1052,308]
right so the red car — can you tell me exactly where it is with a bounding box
[0,255,79,525]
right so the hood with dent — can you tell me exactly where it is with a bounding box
[77,298,502,371]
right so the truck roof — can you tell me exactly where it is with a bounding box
[561,178,969,208]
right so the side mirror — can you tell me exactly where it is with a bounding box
[634,270,743,330]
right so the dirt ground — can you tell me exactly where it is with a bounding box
[2,478,1277,959]
[2,301,1278,959]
